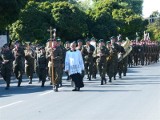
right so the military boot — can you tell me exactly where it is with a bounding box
[18,78,22,87]
[41,82,45,87]
[28,77,32,84]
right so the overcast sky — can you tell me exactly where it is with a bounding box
[143,0,160,18]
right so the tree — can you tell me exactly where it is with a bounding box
[51,2,88,40]
[0,0,27,30]
[9,1,53,43]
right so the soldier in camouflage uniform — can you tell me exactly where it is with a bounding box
[47,40,62,92]
[117,40,125,79]
[106,41,115,82]
[110,36,120,80]
[37,46,47,87]
[0,44,14,90]
[57,38,66,87]
[82,38,95,80]
[12,41,25,87]
[96,39,109,85]
[25,44,35,84]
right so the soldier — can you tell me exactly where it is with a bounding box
[47,39,62,92]
[110,36,120,80]
[106,41,115,82]
[0,44,14,90]
[96,39,109,85]
[82,38,95,80]
[117,40,125,78]
[57,38,65,87]
[12,41,25,87]
[24,43,35,84]
[37,46,47,87]
[90,37,98,79]
[35,45,41,79]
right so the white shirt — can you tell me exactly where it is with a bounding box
[65,50,84,75]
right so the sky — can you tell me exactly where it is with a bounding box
[143,0,160,18]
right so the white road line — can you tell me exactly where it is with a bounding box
[0,101,23,109]
[39,88,64,96]
[39,91,53,96]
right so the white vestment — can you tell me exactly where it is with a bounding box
[65,50,84,75]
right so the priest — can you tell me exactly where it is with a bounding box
[65,41,84,91]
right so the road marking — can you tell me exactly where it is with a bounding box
[39,91,53,96]
[39,88,64,96]
[0,101,23,109]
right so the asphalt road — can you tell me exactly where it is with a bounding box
[0,62,160,120]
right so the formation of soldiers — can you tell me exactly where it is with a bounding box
[0,36,160,91]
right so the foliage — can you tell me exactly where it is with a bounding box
[0,0,27,30]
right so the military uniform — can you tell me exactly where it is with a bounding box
[47,46,62,91]
[37,47,47,87]
[0,44,14,89]
[96,40,109,85]
[82,39,95,80]
[25,48,35,84]
[106,42,116,82]
[12,44,25,87]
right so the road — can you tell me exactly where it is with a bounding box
[0,62,160,120]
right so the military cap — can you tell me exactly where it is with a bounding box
[65,41,70,44]
[110,36,116,40]
[91,37,96,40]
[106,41,111,44]
[39,46,45,50]
[85,38,90,42]
[56,38,61,42]
[98,39,104,43]
[77,39,82,43]
[14,40,20,44]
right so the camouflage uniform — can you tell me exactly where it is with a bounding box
[37,48,47,87]
[0,45,14,89]
[25,48,35,84]
[12,46,25,87]
[82,43,95,80]
[96,45,109,85]
[47,46,62,91]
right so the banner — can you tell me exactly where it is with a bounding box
[0,35,7,48]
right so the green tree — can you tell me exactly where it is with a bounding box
[9,1,53,43]
[51,2,88,40]
[0,0,27,30]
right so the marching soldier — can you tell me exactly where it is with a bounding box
[57,38,65,87]
[25,43,35,84]
[37,46,47,87]
[110,36,120,80]
[82,38,95,80]
[106,41,115,82]
[117,40,125,78]
[0,44,14,90]
[12,41,25,87]
[47,39,62,92]
[96,39,109,85]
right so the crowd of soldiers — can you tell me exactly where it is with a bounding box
[0,36,160,91]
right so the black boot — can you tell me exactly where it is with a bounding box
[18,78,22,87]
[109,77,112,83]
[54,85,58,92]
[41,82,45,87]
[101,79,104,85]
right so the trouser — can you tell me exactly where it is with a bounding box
[39,68,47,85]
[13,65,23,86]
[1,64,12,88]
[70,73,84,88]
[25,65,34,80]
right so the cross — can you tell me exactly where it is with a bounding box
[47,26,54,40]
